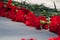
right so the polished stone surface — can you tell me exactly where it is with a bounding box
[0,17,57,40]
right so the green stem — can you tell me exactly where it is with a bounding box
[53,1,57,12]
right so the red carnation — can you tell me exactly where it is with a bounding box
[49,36,60,40]
[42,24,49,30]
[0,2,4,8]
[49,16,60,34]
[15,10,25,22]
[7,0,12,5]
[21,38,26,40]
[38,16,48,30]
[39,16,47,22]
